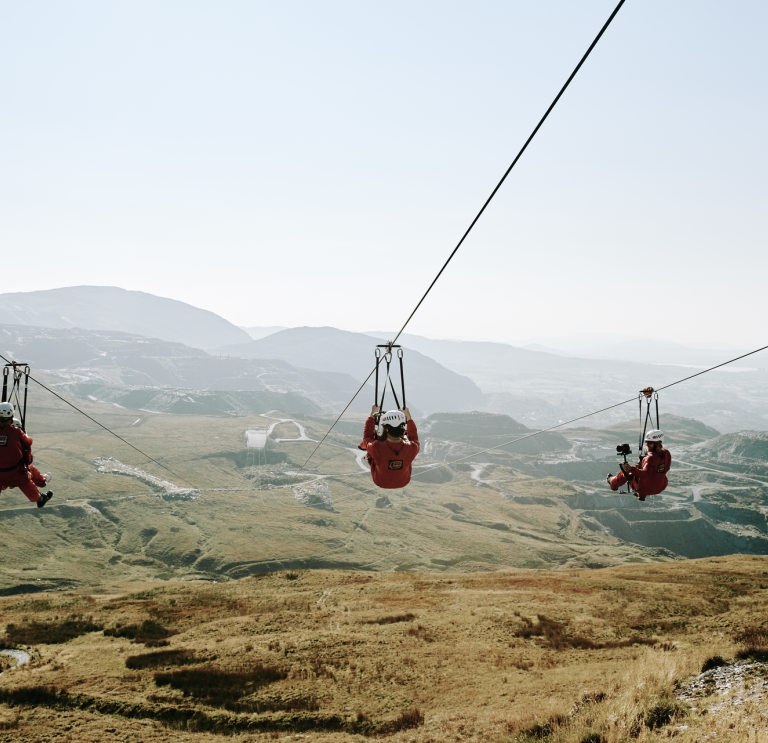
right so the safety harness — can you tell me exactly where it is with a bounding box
[0,362,32,473]
[2,361,30,431]
[638,386,660,455]
[614,386,661,495]
[373,343,407,420]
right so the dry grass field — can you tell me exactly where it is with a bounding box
[1,555,767,742]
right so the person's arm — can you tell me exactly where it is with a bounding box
[403,408,419,453]
[405,418,419,449]
[359,406,379,450]
[628,452,656,478]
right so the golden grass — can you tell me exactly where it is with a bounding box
[0,555,765,741]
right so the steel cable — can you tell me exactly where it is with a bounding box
[0,352,196,488]
[292,0,628,479]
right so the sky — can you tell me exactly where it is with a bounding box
[2,0,767,347]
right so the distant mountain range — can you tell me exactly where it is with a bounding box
[523,339,766,369]
[239,326,288,340]
[0,325,357,415]
[218,326,486,415]
[0,324,483,417]
[0,286,251,350]
[1,287,767,431]
[362,330,768,433]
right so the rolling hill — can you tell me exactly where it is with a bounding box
[0,286,251,350]
[218,327,486,414]
[0,324,359,415]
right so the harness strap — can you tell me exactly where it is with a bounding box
[0,456,27,473]
[388,376,401,410]
[378,354,392,412]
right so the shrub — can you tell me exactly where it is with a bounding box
[701,655,727,673]
[222,696,319,713]
[104,620,177,645]
[514,615,654,651]
[734,625,768,661]
[0,686,60,706]
[5,619,102,645]
[519,714,566,740]
[154,663,287,703]
[734,625,768,648]
[365,613,415,625]
[125,649,197,670]
[284,572,300,581]
[376,708,424,735]
[644,700,685,730]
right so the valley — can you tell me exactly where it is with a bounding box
[1,384,767,596]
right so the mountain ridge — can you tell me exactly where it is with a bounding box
[0,286,251,350]
[218,326,486,415]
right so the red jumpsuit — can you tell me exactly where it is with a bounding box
[610,448,672,501]
[359,417,420,489]
[0,424,41,502]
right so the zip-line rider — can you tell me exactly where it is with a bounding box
[359,405,419,489]
[0,403,53,508]
[607,429,671,501]
[6,417,51,490]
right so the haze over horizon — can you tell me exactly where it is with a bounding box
[2,1,767,347]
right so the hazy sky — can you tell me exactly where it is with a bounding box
[2,1,766,346]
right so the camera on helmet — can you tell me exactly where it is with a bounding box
[616,443,631,457]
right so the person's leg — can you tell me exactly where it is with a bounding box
[16,477,41,503]
[609,471,627,491]
[28,465,48,488]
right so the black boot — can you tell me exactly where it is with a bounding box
[36,491,53,508]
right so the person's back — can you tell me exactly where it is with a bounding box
[360,407,419,489]
[633,447,671,497]
[0,419,31,471]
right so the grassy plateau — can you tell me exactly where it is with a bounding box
[0,556,767,741]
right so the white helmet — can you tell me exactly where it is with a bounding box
[12,417,20,427]
[645,429,664,443]
[380,409,406,428]
[0,403,14,420]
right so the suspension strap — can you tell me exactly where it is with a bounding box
[19,365,30,432]
[638,386,655,454]
[378,352,393,412]
[374,348,381,408]
[397,348,406,409]
[388,376,401,410]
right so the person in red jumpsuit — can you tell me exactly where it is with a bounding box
[359,405,419,489]
[9,417,51,489]
[607,429,671,501]
[0,403,53,507]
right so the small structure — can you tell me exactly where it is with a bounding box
[245,429,268,451]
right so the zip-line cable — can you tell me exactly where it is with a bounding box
[0,352,196,488]
[292,0,628,480]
